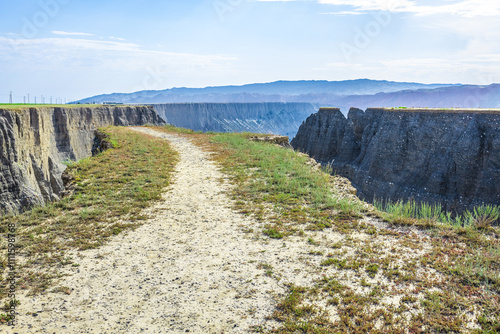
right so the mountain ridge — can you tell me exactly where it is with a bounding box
[75,79,458,104]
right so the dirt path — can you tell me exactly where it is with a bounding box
[12,127,437,333]
[14,128,294,333]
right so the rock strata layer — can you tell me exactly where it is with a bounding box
[291,107,500,213]
[0,106,164,215]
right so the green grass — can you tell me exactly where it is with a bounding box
[0,126,178,315]
[0,104,111,110]
[374,198,500,229]
[203,132,363,237]
[384,107,500,114]
[160,124,203,134]
[0,104,144,111]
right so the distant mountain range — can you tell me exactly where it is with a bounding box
[331,84,500,111]
[75,79,500,110]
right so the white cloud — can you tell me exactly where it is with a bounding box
[0,37,141,54]
[0,36,241,95]
[0,36,237,83]
[52,31,94,36]
[253,0,500,17]
[316,0,416,11]
[0,37,235,61]
[109,36,126,41]
[319,10,364,15]
[318,56,500,84]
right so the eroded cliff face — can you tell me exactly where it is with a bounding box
[292,108,500,212]
[0,106,164,214]
[153,103,318,138]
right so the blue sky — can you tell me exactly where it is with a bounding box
[0,0,499,101]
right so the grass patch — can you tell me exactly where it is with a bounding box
[160,124,203,134]
[374,198,500,229]
[0,126,178,299]
[204,132,363,236]
[0,104,134,111]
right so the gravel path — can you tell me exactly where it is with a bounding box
[13,128,288,333]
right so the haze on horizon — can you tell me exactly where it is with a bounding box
[0,0,499,102]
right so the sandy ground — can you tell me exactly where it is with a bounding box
[10,128,322,333]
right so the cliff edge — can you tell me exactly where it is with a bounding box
[291,107,500,213]
[0,105,165,215]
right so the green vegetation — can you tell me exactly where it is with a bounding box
[203,132,363,238]
[374,198,500,228]
[160,124,203,134]
[0,104,139,111]
[0,104,101,110]
[385,107,500,114]
[0,126,178,321]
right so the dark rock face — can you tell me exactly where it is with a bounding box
[0,106,164,215]
[152,103,318,138]
[248,135,291,148]
[91,130,113,156]
[291,108,500,213]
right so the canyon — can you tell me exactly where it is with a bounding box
[0,105,164,215]
[153,102,318,138]
[2,103,498,216]
[292,107,500,213]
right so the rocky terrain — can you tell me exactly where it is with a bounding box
[292,107,500,213]
[153,103,317,138]
[0,105,164,215]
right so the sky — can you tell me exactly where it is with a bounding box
[0,0,499,102]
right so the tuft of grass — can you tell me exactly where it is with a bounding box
[374,198,500,229]
[160,124,203,134]
[263,227,284,239]
[0,126,178,299]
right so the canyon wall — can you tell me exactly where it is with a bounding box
[0,106,164,215]
[153,103,318,138]
[291,108,500,213]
